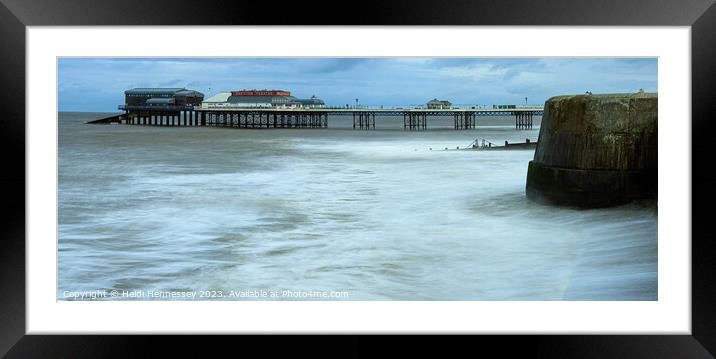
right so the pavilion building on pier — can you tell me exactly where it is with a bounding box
[201,90,325,109]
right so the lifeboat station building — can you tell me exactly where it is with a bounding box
[118,87,205,126]
[201,90,325,109]
[122,88,204,109]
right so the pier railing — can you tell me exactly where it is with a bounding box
[323,105,545,111]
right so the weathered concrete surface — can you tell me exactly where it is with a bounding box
[526,92,657,208]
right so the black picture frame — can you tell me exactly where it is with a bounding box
[2,0,714,357]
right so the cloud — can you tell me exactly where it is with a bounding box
[437,63,510,79]
[58,57,657,112]
[296,58,372,74]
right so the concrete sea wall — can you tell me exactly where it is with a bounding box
[526,92,657,208]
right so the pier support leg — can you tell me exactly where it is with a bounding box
[529,112,533,129]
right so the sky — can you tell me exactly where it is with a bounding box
[58,58,657,112]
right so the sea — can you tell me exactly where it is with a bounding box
[58,112,657,300]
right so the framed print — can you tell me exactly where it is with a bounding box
[2,0,716,357]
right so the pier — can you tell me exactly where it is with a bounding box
[90,87,544,130]
[201,110,328,128]
[99,106,543,130]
